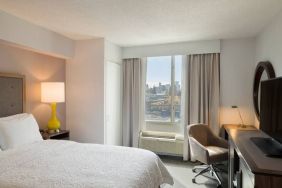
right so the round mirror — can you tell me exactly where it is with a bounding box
[257,71,268,111]
[253,61,276,120]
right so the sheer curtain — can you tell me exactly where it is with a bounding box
[181,53,220,160]
[122,58,146,147]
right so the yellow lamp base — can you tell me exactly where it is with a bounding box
[47,103,61,131]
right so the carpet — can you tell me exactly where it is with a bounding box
[160,156,228,188]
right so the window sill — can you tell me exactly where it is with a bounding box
[145,121,180,126]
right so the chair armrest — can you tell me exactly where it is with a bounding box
[189,137,209,164]
[210,135,228,148]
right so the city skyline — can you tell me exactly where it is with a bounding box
[146,81,176,88]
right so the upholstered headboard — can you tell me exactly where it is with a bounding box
[0,73,25,117]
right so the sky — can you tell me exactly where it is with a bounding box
[146,56,182,88]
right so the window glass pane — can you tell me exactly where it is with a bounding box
[174,55,182,122]
[146,56,172,122]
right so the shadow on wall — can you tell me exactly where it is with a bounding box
[0,42,66,129]
[25,58,66,129]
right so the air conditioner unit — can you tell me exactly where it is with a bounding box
[139,131,184,156]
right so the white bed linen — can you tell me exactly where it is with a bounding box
[0,140,173,188]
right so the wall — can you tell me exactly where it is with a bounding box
[105,41,122,63]
[0,10,74,59]
[66,39,123,144]
[256,11,282,77]
[122,40,220,58]
[220,38,256,126]
[0,41,66,129]
[104,41,122,145]
[255,10,282,126]
[66,38,105,143]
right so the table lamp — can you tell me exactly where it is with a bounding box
[41,82,65,132]
[231,105,246,128]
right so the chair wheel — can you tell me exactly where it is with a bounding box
[192,178,196,183]
[217,184,222,188]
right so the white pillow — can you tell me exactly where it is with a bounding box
[0,113,30,151]
[0,113,28,151]
[0,114,43,150]
[0,113,29,122]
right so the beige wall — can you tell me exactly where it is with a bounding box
[220,38,256,126]
[0,42,66,129]
[66,39,105,143]
[256,10,282,74]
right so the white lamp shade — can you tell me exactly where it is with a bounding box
[41,82,65,103]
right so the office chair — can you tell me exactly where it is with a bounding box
[187,124,228,187]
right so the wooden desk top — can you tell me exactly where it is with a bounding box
[226,127,282,175]
[223,124,257,131]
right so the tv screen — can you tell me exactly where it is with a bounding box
[260,77,282,142]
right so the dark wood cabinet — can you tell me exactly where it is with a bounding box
[225,125,282,188]
[40,130,70,140]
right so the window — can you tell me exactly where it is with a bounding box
[145,55,182,124]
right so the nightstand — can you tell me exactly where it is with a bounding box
[40,130,70,140]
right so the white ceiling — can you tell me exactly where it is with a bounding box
[0,0,281,47]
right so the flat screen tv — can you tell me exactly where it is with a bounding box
[260,77,282,143]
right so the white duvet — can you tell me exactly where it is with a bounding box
[0,140,173,188]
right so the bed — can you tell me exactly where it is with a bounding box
[0,73,173,188]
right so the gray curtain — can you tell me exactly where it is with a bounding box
[182,53,220,160]
[122,58,145,147]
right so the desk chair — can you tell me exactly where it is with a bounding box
[188,124,228,187]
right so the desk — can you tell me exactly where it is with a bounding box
[224,125,282,188]
[222,124,256,139]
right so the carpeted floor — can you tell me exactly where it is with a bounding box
[160,156,228,188]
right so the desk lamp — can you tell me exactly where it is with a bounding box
[231,105,246,128]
